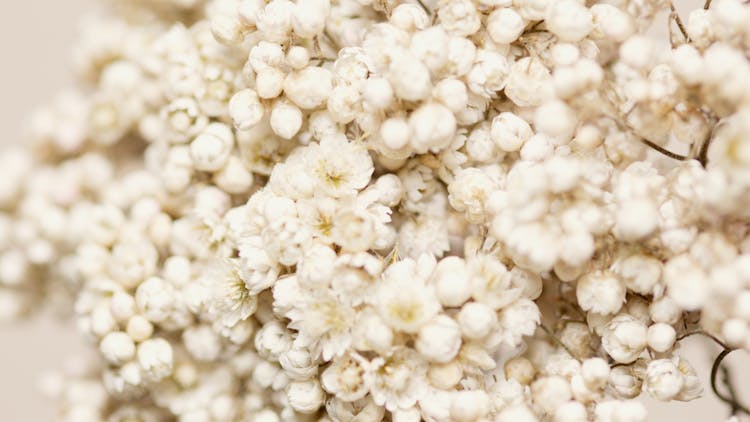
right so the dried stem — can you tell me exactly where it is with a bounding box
[416,0,431,15]
[676,329,730,349]
[710,349,750,416]
[676,330,749,415]
[670,2,690,42]
[641,139,689,161]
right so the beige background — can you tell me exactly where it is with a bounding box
[0,1,747,421]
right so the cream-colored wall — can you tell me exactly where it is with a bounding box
[0,1,747,421]
[0,1,91,420]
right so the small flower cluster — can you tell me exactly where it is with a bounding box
[4,0,750,420]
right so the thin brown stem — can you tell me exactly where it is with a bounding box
[711,349,750,416]
[670,2,690,42]
[676,329,730,349]
[641,139,689,161]
[416,0,431,15]
[704,0,713,9]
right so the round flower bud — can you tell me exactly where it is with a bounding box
[393,408,421,422]
[90,302,117,337]
[643,359,684,401]
[534,100,576,141]
[722,318,748,347]
[292,0,327,38]
[590,4,634,42]
[614,198,659,241]
[284,67,333,109]
[496,405,538,422]
[504,356,536,385]
[287,379,325,414]
[450,390,489,422]
[617,254,661,296]
[256,0,294,42]
[576,271,626,315]
[595,400,647,422]
[545,0,593,42]
[573,124,603,150]
[554,401,587,422]
[416,315,462,363]
[602,315,647,364]
[531,376,573,415]
[285,46,310,69]
[457,301,497,339]
[669,44,705,86]
[126,315,154,342]
[649,296,681,325]
[433,79,468,113]
[269,101,303,139]
[137,338,174,381]
[229,89,265,130]
[390,4,430,31]
[428,361,463,389]
[362,313,394,353]
[487,8,526,44]
[491,112,533,152]
[646,323,676,353]
[214,156,254,194]
[620,35,655,70]
[362,77,394,110]
[665,255,708,311]
[608,365,643,399]
[581,358,610,389]
[183,325,222,362]
[109,292,135,322]
[211,12,243,45]
[380,117,410,150]
[251,409,280,422]
[409,102,457,153]
[190,123,234,172]
[256,68,285,99]
[389,53,431,102]
[432,256,472,307]
[100,331,136,365]
[279,346,318,381]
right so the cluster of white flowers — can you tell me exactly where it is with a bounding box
[4,0,750,420]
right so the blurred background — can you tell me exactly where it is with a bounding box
[0,0,747,420]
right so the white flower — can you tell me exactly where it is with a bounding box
[237,236,281,294]
[376,259,441,333]
[643,359,684,401]
[137,338,174,382]
[493,299,541,348]
[321,352,371,402]
[207,260,258,327]
[287,379,325,414]
[415,315,462,363]
[576,271,626,315]
[288,289,357,361]
[367,346,428,411]
[601,314,647,364]
[305,135,374,197]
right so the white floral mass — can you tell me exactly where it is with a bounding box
[2,0,750,420]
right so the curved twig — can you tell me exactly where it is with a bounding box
[710,349,750,416]
[676,330,730,349]
[641,139,690,161]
